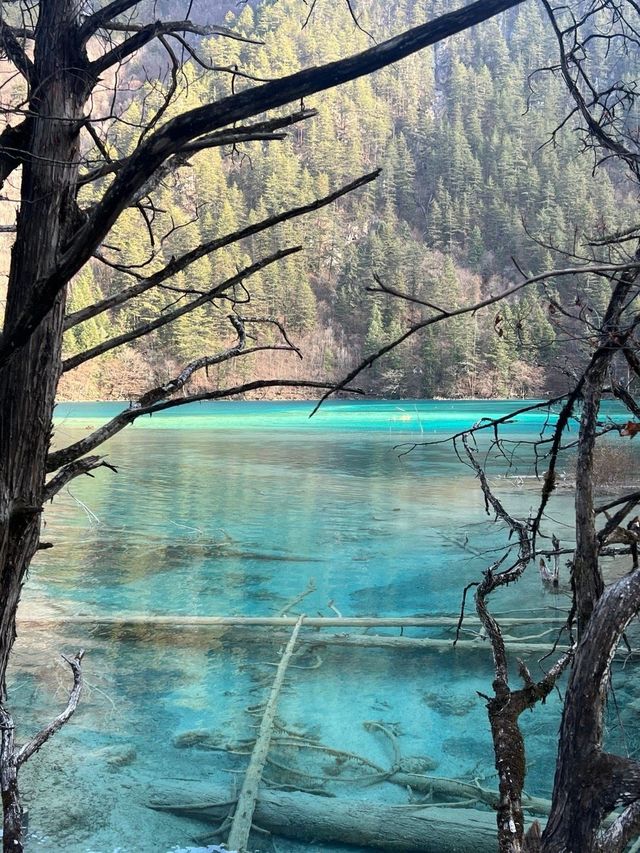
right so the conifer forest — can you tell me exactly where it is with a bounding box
[5,0,632,401]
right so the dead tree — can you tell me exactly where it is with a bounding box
[331,1,640,850]
[0,0,531,849]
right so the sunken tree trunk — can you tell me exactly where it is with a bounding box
[0,5,90,849]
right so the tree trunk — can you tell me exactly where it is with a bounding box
[542,570,640,852]
[150,783,500,853]
[0,1,88,694]
[572,264,640,635]
[0,709,21,852]
[0,5,89,849]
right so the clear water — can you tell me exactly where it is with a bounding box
[8,399,638,852]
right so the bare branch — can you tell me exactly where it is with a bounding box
[90,20,263,76]
[311,261,640,415]
[15,650,84,767]
[611,380,640,419]
[50,315,314,472]
[48,379,358,473]
[0,0,526,369]
[134,314,294,407]
[589,223,640,247]
[43,456,117,502]
[541,0,640,180]
[66,169,378,330]
[62,246,301,371]
[78,109,318,188]
[394,396,568,454]
[0,18,33,82]
[78,0,143,43]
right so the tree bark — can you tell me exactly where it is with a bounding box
[572,260,640,635]
[150,783,500,853]
[0,6,90,848]
[0,4,89,694]
[0,709,21,852]
[542,570,640,852]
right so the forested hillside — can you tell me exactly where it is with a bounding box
[55,0,636,399]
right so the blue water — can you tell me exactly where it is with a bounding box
[9,400,637,852]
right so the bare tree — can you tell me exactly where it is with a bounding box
[330,2,640,851]
[0,0,533,849]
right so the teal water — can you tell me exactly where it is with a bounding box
[9,400,638,852]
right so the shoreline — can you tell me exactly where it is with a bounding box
[55,394,543,405]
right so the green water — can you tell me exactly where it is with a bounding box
[8,400,637,852]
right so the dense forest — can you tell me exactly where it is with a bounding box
[41,0,637,399]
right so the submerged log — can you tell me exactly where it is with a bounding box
[232,629,564,657]
[149,783,500,853]
[17,614,575,657]
[227,616,304,852]
[172,731,552,816]
[16,613,565,629]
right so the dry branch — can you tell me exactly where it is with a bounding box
[0,0,528,368]
[47,379,358,473]
[0,651,84,853]
[62,246,301,371]
[43,457,117,502]
[15,650,84,766]
[65,169,380,330]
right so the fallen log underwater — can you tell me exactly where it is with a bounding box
[149,782,501,853]
[16,613,566,628]
[17,613,578,657]
[176,722,551,815]
[233,630,563,656]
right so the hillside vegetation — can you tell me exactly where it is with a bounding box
[54,0,635,399]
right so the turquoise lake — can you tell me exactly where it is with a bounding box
[8,399,639,852]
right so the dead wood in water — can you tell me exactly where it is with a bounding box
[254,630,563,656]
[226,616,304,852]
[213,730,554,817]
[17,613,576,655]
[16,613,566,629]
[149,782,501,852]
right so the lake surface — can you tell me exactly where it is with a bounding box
[9,399,638,852]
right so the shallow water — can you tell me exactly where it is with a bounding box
[9,399,639,852]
